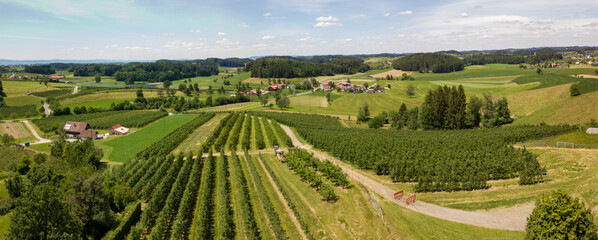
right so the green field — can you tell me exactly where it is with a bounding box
[100,114,197,162]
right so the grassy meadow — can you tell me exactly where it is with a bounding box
[99,114,197,162]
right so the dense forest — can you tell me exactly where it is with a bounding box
[392,53,465,73]
[463,53,526,65]
[111,62,219,84]
[23,65,56,74]
[245,57,370,78]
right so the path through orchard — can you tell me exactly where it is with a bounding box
[279,124,528,231]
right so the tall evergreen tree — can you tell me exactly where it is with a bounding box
[466,96,483,128]
[419,103,435,130]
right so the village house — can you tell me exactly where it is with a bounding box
[50,75,65,82]
[110,124,130,135]
[321,81,334,91]
[267,83,286,92]
[63,121,98,140]
[366,83,385,93]
[335,82,355,92]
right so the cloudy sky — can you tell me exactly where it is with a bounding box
[0,0,596,60]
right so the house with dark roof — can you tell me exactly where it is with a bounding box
[64,121,98,140]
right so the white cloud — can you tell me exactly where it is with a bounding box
[105,44,119,48]
[216,38,240,45]
[461,12,468,17]
[122,46,153,51]
[164,40,195,49]
[316,16,339,21]
[297,36,312,41]
[383,13,391,17]
[320,41,328,44]
[399,10,413,15]
[263,12,272,17]
[190,29,202,33]
[359,14,367,18]
[262,35,275,40]
[314,21,343,27]
[217,32,227,36]
[163,33,175,36]
[238,22,249,28]
[336,38,352,43]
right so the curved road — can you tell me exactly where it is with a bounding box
[22,120,51,145]
[280,124,527,231]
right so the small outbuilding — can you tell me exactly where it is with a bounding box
[586,128,598,134]
[110,124,130,135]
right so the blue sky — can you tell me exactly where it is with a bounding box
[0,0,596,60]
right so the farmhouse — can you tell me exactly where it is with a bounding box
[587,128,598,134]
[267,84,286,92]
[110,124,130,135]
[50,75,65,82]
[64,121,98,140]
[366,83,385,93]
[335,82,355,91]
[321,81,334,91]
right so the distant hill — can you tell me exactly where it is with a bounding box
[0,59,151,65]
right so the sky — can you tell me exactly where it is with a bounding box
[0,0,597,60]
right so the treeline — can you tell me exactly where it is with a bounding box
[246,57,370,78]
[392,53,464,73]
[463,53,525,65]
[24,65,55,74]
[158,57,252,67]
[366,85,512,130]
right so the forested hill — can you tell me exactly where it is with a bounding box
[245,57,370,78]
[392,53,465,73]
[66,62,219,84]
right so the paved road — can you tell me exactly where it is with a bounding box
[72,85,79,94]
[279,124,527,231]
[22,120,51,145]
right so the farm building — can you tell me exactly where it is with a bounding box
[50,75,65,82]
[64,121,98,140]
[366,83,385,93]
[110,124,130,135]
[587,128,598,134]
[267,84,286,92]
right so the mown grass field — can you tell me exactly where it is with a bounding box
[100,114,197,162]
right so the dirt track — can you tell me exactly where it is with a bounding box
[279,124,528,231]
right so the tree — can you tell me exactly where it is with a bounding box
[9,169,81,239]
[0,95,5,107]
[357,102,370,122]
[481,93,497,128]
[570,85,581,96]
[6,174,23,198]
[0,79,3,92]
[466,96,483,128]
[157,88,164,98]
[536,68,543,75]
[368,113,386,129]
[1,133,15,146]
[69,174,115,239]
[406,85,415,98]
[276,95,290,109]
[136,89,144,98]
[418,103,435,130]
[326,92,331,104]
[260,95,268,106]
[495,97,513,125]
[94,74,101,83]
[163,80,172,89]
[526,190,597,240]
[407,107,419,130]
